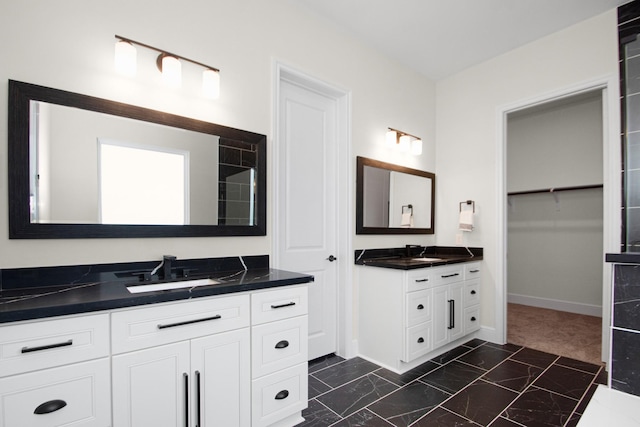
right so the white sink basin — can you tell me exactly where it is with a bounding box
[126,278,220,294]
[411,257,442,262]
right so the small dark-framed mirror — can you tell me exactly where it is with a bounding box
[8,80,266,238]
[356,156,435,234]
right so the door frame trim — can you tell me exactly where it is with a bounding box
[272,61,354,358]
[495,74,620,363]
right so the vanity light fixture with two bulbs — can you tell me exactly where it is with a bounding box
[385,128,423,156]
[114,35,220,99]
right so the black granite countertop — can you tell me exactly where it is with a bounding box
[355,246,483,270]
[606,253,640,264]
[0,255,313,324]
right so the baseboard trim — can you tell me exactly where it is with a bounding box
[508,293,602,317]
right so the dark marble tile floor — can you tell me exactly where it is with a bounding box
[301,339,606,427]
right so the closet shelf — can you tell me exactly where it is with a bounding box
[507,184,603,196]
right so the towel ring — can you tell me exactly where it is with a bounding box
[459,200,475,213]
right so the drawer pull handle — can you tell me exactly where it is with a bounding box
[22,339,73,354]
[448,300,455,330]
[275,340,290,349]
[469,269,480,273]
[470,290,477,295]
[195,370,201,427]
[417,304,424,310]
[417,337,424,343]
[415,278,429,283]
[275,390,289,400]
[34,399,67,415]
[471,316,477,321]
[158,315,221,329]
[271,302,296,309]
[441,273,460,278]
[184,373,189,427]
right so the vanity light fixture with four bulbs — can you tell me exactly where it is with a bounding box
[114,35,220,99]
[386,128,423,156]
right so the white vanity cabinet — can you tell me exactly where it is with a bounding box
[250,286,309,427]
[111,293,251,427]
[0,313,111,427]
[358,261,481,372]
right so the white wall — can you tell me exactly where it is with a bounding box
[0,0,435,268]
[435,10,620,331]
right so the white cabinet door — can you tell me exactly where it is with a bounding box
[448,282,464,342]
[432,285,449,349]
[432,282,465,348]
[112,342,190,427]
[191,329,250,427]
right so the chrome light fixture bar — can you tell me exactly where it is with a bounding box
[386,127,423,155]
[114,35,220,99]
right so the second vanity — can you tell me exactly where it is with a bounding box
[0,255,313,427]
[356,246,482,373]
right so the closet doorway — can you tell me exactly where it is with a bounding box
[505,90,605,365]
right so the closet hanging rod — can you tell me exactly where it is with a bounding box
[507,184,603,196]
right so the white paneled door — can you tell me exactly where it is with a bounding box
[276,77,338,360]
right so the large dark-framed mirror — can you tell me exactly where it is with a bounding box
[8,80,266,238]
[356,156,435,234]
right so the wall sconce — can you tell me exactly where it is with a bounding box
[114,35,221,99]
[386,127,422,155]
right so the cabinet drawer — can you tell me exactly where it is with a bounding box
[406,269,433,292]
[431,265,464,286]
[252,316,308,378]
[251,363,307,427]
[0,313,109,377]
[464,262,482,279]
[251,286,308,325]
[464,306,480,334]
[403,322,432,362]
[464,280,480,307]
[406,289,432,327]
[0,358,111,427]
[112,294,249,354]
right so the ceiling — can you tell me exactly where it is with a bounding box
[296,0,629,80]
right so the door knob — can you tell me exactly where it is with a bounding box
[326,255,337,262]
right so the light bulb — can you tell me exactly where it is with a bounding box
[411,139,423,155]
[399,135,411,152]
[114,40,136,77]
[386,130,397,147]
[160,55,181,88]
[202,69,220,99]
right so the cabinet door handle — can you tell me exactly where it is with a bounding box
[275,340,290,349]
[275,390,289,400]
[417,337,424,343]
[447,299,455,330]
[469,269,480,273]
[271,302,296,309]
[415,278,429,283]
[183,373,189,427]
[470,290,477,295]
[195,370,201,427]
[441,273,459,278]
[34,399,67,414]
[471,316,477,321]
[22,339,73,353]
[417,304,424,310]
[157,315,221,329]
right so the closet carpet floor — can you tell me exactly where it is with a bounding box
[507,303,603,366]
[301,339,606,427]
